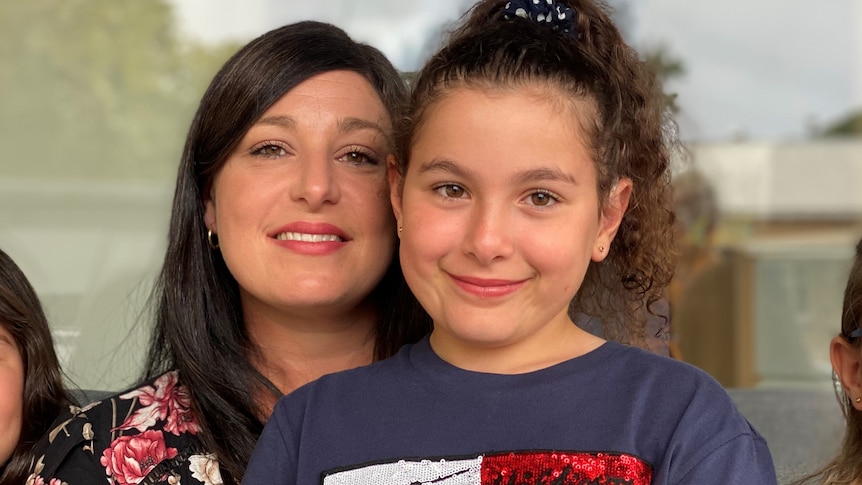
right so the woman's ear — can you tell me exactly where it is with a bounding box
[831,335,862,411]
[592,178,633,262]
[387,155,404,230]
[203,186,216,232]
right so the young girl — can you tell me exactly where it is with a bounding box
[0,248,69,485]
[794,236,862,484]
[243,1,778,483]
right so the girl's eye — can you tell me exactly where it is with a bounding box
[525,190,559,207]
[340,150,379,166]
[434,184,467,199]
[249,142,287,158]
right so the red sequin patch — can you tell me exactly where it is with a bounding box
[481,451,652,485]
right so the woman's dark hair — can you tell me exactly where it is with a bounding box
[794,237,862,485]
[0,249,70,485]
[398,0,677,344]
[143,21,429,484]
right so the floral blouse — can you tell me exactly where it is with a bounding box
[27,371,223,485]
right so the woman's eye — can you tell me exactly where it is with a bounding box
[526,190,558,207]
[340,151,378,166]
[250,143,287,158]
[435,184,467,199]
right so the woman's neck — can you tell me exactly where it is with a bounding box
[244,300,377,416]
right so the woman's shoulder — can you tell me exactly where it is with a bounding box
[28,370,220,485]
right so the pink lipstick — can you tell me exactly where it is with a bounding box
[270,222,349,255]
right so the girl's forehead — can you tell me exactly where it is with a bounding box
[422,82,597,135]
[409,88,598,182]
[422,86,593,142]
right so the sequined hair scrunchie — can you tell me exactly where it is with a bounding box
[503,0,578,37]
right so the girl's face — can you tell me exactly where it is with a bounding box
[392,86,630,370]
[205,70,397,324]
[0,324,23,466]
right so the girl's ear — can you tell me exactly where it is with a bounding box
[831,335,862,411]
[592,178,633,262]
[387,155,404,230]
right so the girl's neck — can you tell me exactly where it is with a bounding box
[244,301,377,415]
[430,315,604,375]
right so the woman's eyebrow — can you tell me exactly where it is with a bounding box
[339,117,386,135]
[254,115,391,146]
[256,115,296,128]
[340,117,392,147]
[0,333,14,347]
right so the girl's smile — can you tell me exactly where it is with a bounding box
[446,273,529,299]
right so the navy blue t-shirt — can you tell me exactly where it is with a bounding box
[244,337,776,484]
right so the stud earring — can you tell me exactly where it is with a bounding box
[398,225,403,233]
[598,245,605,253]
[856,397,861,403]
[207,229,220,250]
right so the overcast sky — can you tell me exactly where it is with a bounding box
[168,0,862,142]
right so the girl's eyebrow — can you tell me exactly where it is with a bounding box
[417,159,474,179]
[417,159,577,186]
[512,167,578,186]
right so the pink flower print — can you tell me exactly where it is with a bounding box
[25,458,65,485]
[115,372,179,432]
[100,430,178,485]
[116,371,199,435]
[26,476,62,485]
[164,384,200,435]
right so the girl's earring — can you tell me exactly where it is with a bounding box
[833,369,852,416]
[598,245,605,253]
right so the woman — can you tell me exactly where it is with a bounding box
[28,21,429,485]
[796,236,862,484]
[0,248,70,485]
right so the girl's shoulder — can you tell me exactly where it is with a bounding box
[598,342,739,413]
[28,370,221,485]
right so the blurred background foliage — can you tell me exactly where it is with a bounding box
[0,0,239,180]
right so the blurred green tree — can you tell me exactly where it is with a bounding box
[607,0,686,113]
[0,0,239,179]
[821,111,862,137]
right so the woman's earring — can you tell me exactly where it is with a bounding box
[598,245,605,253]
[207,229,220,250]
[398,225,403,234]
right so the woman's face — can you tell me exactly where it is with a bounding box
[204,70,397,323]
[392,86,629,366]
[0,324,24,466]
